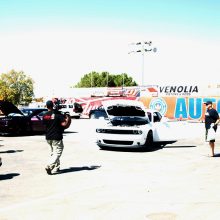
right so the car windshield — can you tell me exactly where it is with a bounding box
[21,108,47,116]
[8,113,23,117]
[38,111,48,116]
[21,109,33,116]
[110,116,149,126]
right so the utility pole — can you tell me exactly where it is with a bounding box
[129,41,157,86]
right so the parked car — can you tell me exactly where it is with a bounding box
[20,107,47,116]
[89,105,108,119]
[0,101,47,135]
[95,99,177,150]
[59,102,83,119]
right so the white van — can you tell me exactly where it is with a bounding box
[59,102,83,119]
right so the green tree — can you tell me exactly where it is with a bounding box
[74,71,137,88]
[0,70,34,105]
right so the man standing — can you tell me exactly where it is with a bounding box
[204,100,220,157]
[43,100,70,175]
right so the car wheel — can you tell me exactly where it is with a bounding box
[144,130,154,147]
[15,127,24,136]
[26,122,33,135]
[73,116,80,119]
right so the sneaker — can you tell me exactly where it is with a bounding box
[45,166,52,175]
[53,167,60,173]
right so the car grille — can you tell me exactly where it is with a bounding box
[103,140,133,145]
[100,129,136,134]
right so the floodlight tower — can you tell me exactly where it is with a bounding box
[129,41,157,86]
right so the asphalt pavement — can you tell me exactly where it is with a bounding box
[1,119,220,220]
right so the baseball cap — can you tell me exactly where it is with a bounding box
[46,100,54,108]
[204,100,212,105]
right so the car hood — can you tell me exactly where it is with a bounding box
[102,99,148,126]
[0,100,24,116]
[102,99,146,117]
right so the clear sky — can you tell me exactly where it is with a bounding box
[0,0,220,97]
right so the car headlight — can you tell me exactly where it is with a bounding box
[133,130,143,135]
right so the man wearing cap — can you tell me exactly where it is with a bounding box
[204,100,220,157]
[43,100,69,175]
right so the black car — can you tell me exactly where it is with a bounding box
[20,107,47,116]
[0,100,48,135]
[89,106,108,119]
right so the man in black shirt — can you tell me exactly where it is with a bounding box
[204,101,220,157]
[43,100,69,175]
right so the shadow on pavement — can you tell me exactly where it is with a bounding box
[165,145,197,148]
[54,165,101,175]
[99,144,197,152]
[100,146,163,153]
[0,173,20,181]
[64,131,78,134]
[0,150,23,154]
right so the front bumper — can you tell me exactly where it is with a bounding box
[96,133,147,148]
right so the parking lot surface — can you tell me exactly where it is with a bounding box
[1,119,220,220]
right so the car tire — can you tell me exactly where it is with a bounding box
[144,130,154,147]
[26,122,33,135]
[15,127,24,136]
[73,116,80,119]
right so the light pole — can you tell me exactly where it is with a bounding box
[122,73,124,88]
[129,41,157,86]
[122,73,125,96]
[106,72,108,87]
[90,72,93,88]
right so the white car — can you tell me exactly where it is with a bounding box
[95,99,176,149]
[59,102,83,119]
